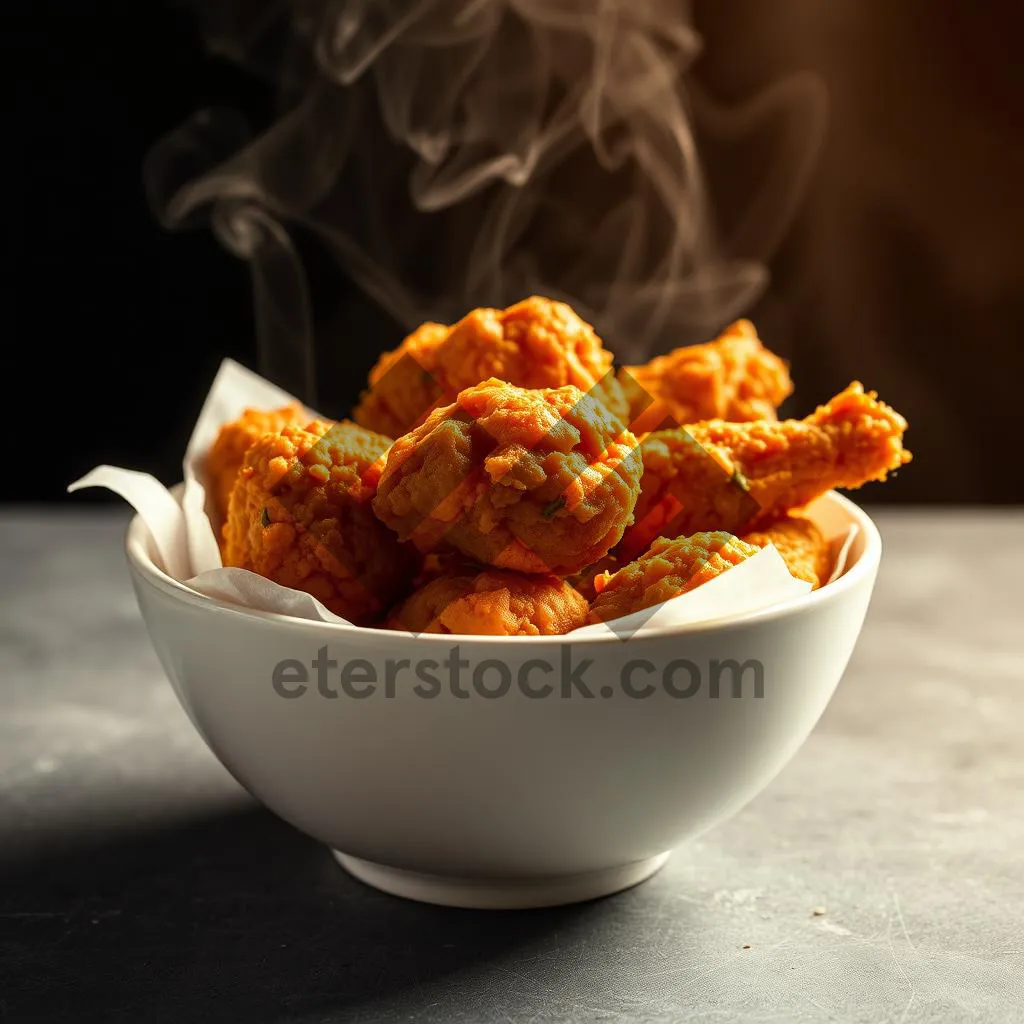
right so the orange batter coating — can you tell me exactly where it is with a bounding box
[589,532,760,623]
[437,297,629,421]
[223,419,416,624]
[742,513,832,589]
[387,569,589,635]
[352,322,449,438]
[354,298,629,437]
[621,320,793,432]
[623,382,910,557]
[373,378,643,575]
[206,403,307,519]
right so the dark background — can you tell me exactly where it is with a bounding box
[7,1,1024,504]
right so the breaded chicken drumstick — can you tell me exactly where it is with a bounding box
[373,378,642,575]
[623,382,910,556]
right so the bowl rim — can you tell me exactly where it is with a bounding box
[125,490,881,647]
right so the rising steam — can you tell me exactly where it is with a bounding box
[146,0,825,401]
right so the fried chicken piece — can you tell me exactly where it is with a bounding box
[589,532,760,623]
[206,403,307,520]
[387,569,589,635]
[620,320,793,432]
[223,419,416,624]
[437,297,629,421]
[354,298,629,437]
[352,322,450,438]
[623,382,910,556]
[742,513,831,589]
[373,378,643,575]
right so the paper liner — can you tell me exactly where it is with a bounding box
[69,358,857,636]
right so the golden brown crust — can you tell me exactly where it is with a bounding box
[372,378,643,575]
[206,403,307,520]
[438,297,624,411]
[623,381,910,556]
[223,419,416,624]
[352,322,450,438]
[207,303,911,628]
[589,532,760,622]
[741,513,831,589]
[387,569,589,635]
[621,320,793,431]
[353,298,629,437]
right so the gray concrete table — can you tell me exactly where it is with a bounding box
[1,507,1022,1023]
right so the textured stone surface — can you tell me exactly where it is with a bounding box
[1,507,1022,1022]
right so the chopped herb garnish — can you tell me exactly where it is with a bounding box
[260,506,271,528]
[730,467,750,492]
[542,496,566,519]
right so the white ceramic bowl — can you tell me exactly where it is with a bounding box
[125,491,880,909]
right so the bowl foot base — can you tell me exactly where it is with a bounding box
[330,849,673,909]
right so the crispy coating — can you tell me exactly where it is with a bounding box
[742,513,831,589]
[352,322,450,438]
[623,382,910,556]
[438,297,628,420]
[373,378,643,575]
[206,403,307,519]
[621,320,793,432]
[354,298,629,436]
[223,419,416,624]
[387,569,589,635]
[589,532,760,622]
